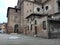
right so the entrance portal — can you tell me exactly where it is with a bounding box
[14,24,18,33]
[35,26,37,34]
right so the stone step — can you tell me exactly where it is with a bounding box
[10,33,17,35]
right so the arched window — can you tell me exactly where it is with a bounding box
[45,6,48,10]
[37,7,40,12]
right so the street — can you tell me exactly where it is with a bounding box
[0,33,60,45]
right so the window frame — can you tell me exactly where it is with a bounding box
[43,21,46,30]
[35,20,37,25]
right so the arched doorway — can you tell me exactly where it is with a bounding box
[14,24,19,33]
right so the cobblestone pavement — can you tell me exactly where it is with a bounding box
[0,33,60,45]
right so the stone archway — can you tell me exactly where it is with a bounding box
[14,24,19,33]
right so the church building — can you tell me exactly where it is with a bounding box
[7,0,60,38]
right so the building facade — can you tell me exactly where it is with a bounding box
[0,23,7,33]
[7,7,24,33]
[26,13,60,38]
[7,0,60,38]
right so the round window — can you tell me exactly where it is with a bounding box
[37,7,40,12]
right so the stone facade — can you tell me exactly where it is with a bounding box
[43,0,58,14]
[7,7,23,33]
[19,0,43,34]
[26,14,48,38]
[0,23,7,33]
[26,13,60,38]
[7,0,60,38]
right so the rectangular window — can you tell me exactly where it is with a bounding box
[35,20,37,25]
[28,26,29,30]
[43,21,46,30]
[15,9,18,12]
[31,24,32,30]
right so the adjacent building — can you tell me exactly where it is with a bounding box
[7,7,24,33]
[0,23,7,33]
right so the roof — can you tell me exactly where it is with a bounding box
[42,0,50,5]
[53,12,60,15]
[7,7,20,17]
[49,12,60,16]
[20,0,42,6]
[48,18,60,22]
[26,13,48,19]
[25,0,42,5]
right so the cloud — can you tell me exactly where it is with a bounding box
[0,8,7,23]
[0,0,18,23]
[0,1,5,7]
[5,0,18,7]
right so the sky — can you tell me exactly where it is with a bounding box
[0,0,18,23]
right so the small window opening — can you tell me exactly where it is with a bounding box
[37,8,40,12]
[43,21,46,30]
[35,20,37,25]
[46,6,48,10]
[31,24,32,30]
[16,9,18,12]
